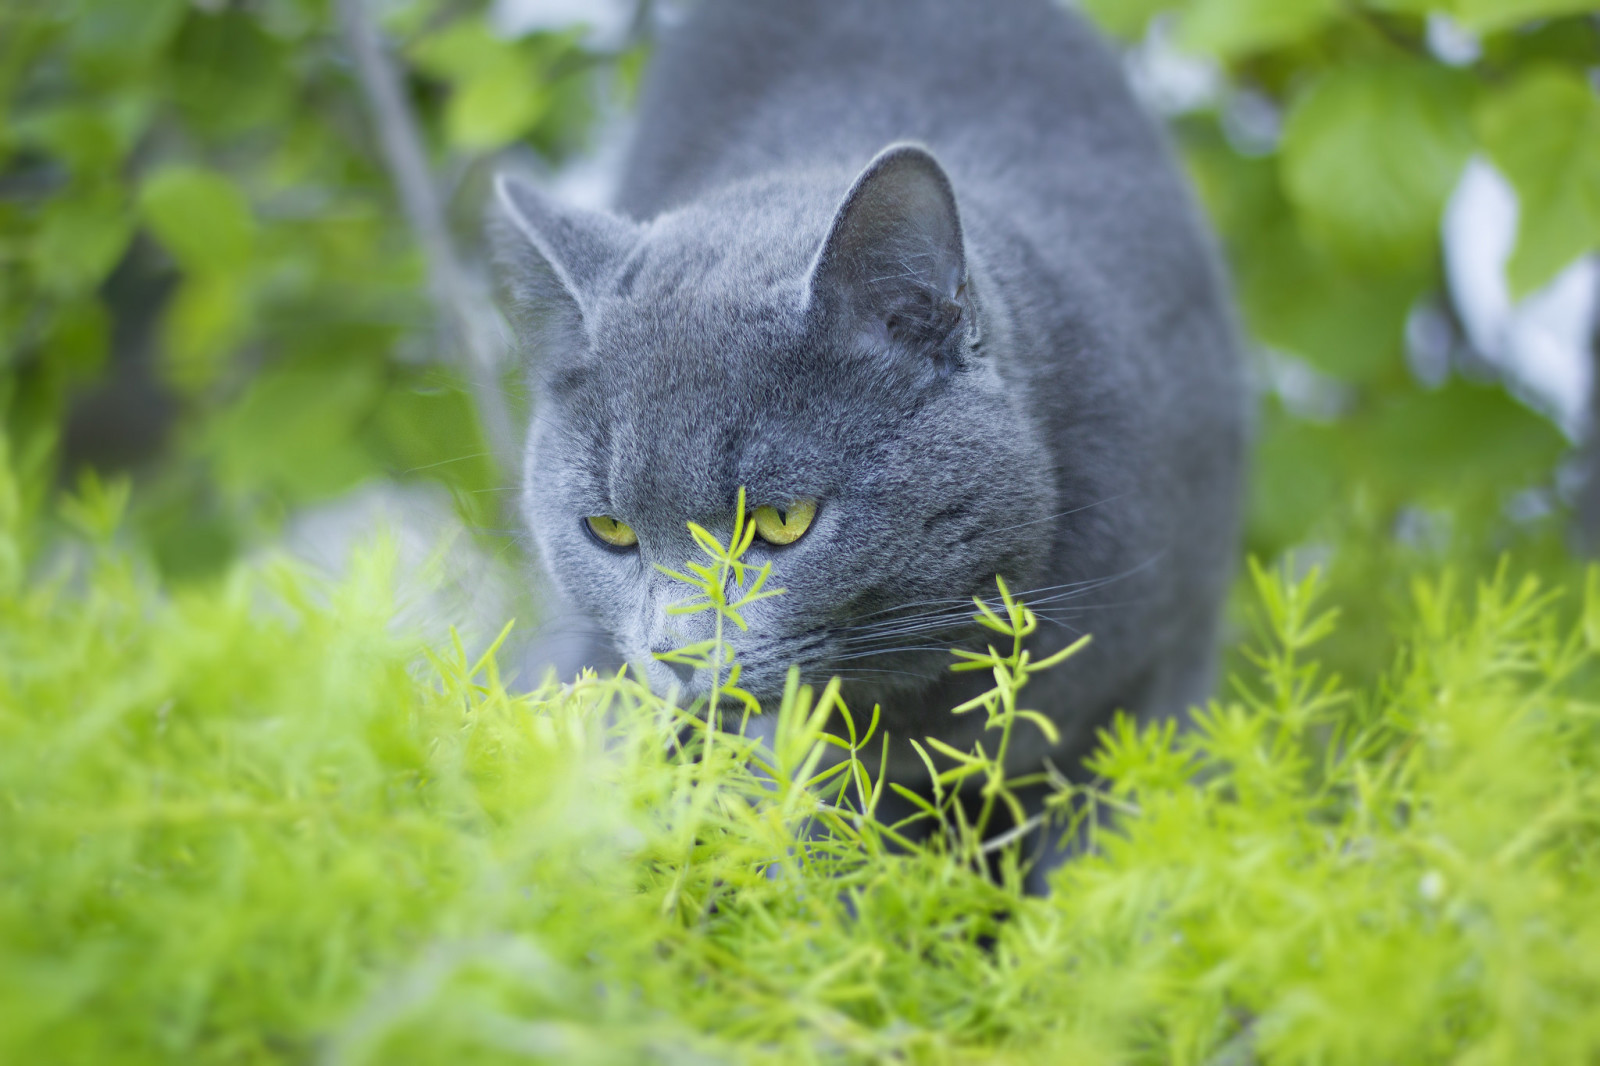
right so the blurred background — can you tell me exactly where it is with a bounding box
[1,0,1596,680]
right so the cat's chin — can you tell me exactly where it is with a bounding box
[632,654,943,719]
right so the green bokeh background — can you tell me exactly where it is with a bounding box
[4,4,1600,1062]
[1,0,1596,661]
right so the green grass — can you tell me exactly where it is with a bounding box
[4,459,1600,1064]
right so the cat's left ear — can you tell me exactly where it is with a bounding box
[492,173,640,352]
[805,143,970,354]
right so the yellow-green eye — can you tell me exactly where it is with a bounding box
[585,515,638,548]
[753,500,817,545]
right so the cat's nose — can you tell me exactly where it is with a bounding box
[663,657,696,688]
[651,640,697,688]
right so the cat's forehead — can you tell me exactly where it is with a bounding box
[573,285,874,520]
[587,284,825,432]
[587,204,824,392]
[619,195,823,301]
[580,303,852,522]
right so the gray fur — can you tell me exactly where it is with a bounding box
[494,0,1245,801]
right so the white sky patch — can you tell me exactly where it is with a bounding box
[1426,13,1482,67]
[1124,14,1223,117]
[489,0,639,51]
[1445,157,1597,441]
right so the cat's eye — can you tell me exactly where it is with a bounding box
[584,515,638,548]
[753,500,817,545]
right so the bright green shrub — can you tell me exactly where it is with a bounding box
[4,451,1600,1065]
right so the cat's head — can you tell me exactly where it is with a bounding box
[494,144,1056,705]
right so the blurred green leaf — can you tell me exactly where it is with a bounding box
[1281,63,1476,272]
[1250,379,1565,553]
[161,275,249,393]
[66,0,186,70]
[140,165,255,276]
[410,20,551,150]
[1361,378,1565,502]
[1477,66,1600,297]
[1360,0,1598,33]
[1451,0,1600,33]
[208,358,382,503]
[376,381,492,480]
[31,184,132,295]
[41,297,109,381]
[1180,0,1338,58]
[1188,136,1417,381]
[58,466,130,542]
[1076,0,1175,39]
[1248,401,1346,552]
[9,99,151,178]
[451,65,552,151]
[167,10,294,136]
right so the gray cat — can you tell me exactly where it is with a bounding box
[494,0,1244,852]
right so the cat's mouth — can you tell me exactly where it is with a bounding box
[637,619,974,714]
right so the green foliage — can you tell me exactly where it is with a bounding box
[652,487,786,725]
[5,4,1600,1058]
[1477,65,1600,296]
[1180,0,1340,60]
[1083,0,1597,572]
[1281,62,1475,271]
[1079,1,1596,691]
[5,434,1600,1064]
[1,0,624,576]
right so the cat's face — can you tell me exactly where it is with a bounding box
[498,146,1056,705]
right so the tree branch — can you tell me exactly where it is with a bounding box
[336,0,519,480]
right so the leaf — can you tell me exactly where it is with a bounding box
[1246,403,1346,553]
[31,185,133,295]
[168,11,294,136]
[1452,0,1600,33]
[57,468,130,542]
[1187,136,1420,382]
[41,297,110,380]
[1032,635,1094,672]
[1179,0,1339,58]
[160,274,249,393]
[1359,378,1566,504]
[207,357,383,502]
[67,0,186,67]
[886,782,938,817]
[1016,710,1063,746]
[9,99,153,178]
[1365,0,1599,31]
[373,379,494,491]
[140,166,255,276]
[1477,66,1600,297]
[923,736,982,766]
[1281,63,1477,272]
[410,19,550,151]
[450,67,551,151]
[1075,0,1175,39]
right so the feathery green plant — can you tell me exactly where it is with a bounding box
[651,487,783,732]
[4,450,1600,1063]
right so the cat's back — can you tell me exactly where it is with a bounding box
[615,0,1164,218]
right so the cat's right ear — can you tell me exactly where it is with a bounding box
[491,174,640,351]
[804,143,970,361]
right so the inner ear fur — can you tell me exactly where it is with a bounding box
[805,143,969,351]
[491,173,640,353]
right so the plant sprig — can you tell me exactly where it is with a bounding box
[652,487,785,732]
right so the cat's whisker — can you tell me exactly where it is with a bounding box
[830,500,1136,628]
[837,606,973,635]
[832,550,1159,639]
[830,560,1167,656]
[1001,552,1167,602]
[831,644,972,664]
[842,618,975,642]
